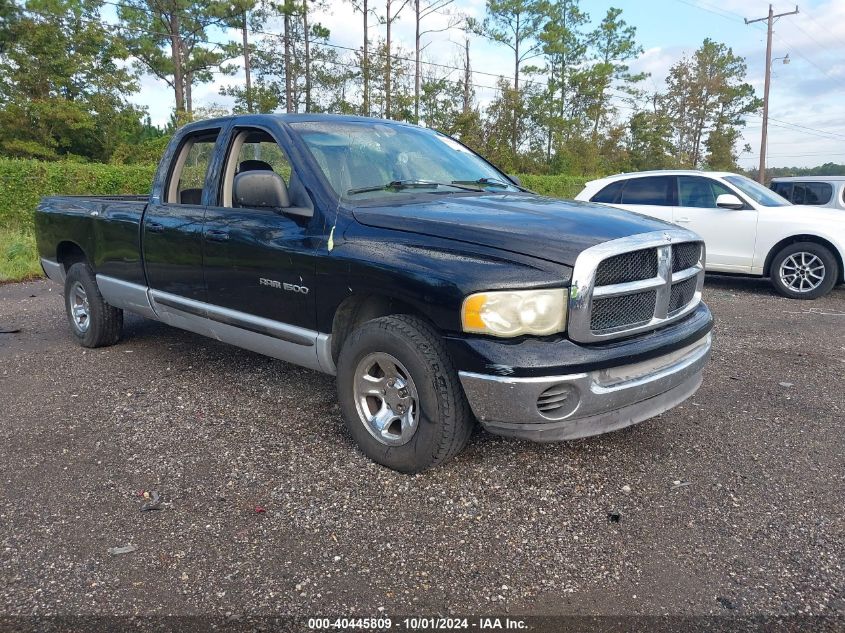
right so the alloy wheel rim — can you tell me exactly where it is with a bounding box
[352,352,420,446]
[69,282,91,333]
[779,252,825,293]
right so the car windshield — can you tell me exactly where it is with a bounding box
[724,175,791,207]
[289,120,520,199]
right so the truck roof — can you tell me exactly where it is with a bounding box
[770,175,845,182]
[180,112,422,133]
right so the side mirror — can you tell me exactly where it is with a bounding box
[716,193,744,210]
[508,174,522,187]
[234,171,290,209]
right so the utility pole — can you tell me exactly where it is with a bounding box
[745,4,798,184]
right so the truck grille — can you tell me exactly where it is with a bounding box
[568,230,705,343]
[595,248,658,285]
[672,242,702,272]
[669,276,698,314]
[590,290,656,331]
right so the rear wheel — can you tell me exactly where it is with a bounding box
[64,263,123,347]
[769,242,839,300]
[336,315,473,473]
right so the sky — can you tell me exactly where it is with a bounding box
[127,0,845,169]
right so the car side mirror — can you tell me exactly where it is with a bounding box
[508,174,522,187]
[234,171,290,209]
[716,193,744,210]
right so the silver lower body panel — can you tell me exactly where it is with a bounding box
[84,274,335,375]
[459,333,711,442]
[40,258,65,284]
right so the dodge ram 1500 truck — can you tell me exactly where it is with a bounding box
[36,114,713,473]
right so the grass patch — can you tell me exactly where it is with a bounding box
[0,228,41,283]
[517,174,591,199]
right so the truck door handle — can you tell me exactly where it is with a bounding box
[676,217,691,223]
[147,222,164,233]
[205,229,229,241]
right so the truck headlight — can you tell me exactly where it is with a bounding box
[461,289,567,337]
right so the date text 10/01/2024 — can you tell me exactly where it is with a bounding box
[307,617,529,630]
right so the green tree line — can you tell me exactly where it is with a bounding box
[0,0,762,174]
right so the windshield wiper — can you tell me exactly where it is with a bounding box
[346,179,482,195]
[451,177,515,189]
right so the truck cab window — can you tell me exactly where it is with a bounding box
[166,131,219,204]
[220,128,311,213]
[237,139,292,182]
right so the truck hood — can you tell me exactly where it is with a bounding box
[351,193,675,266]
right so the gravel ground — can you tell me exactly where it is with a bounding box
[0,277,843,625]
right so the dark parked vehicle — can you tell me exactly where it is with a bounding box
[36,114,713,472]
[770,176,845,211]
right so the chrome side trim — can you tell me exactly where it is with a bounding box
[40,258,65,284]
[148,289,336,375]
[568,229,706,343]
[152,293,314,346]
[94,275,336,374]
[96,275,157,319]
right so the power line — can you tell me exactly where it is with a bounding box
[770,30,831,77]
[758,114,845,142]
[791,18,831,55]
[739,151,845,159]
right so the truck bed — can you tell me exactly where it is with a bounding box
[36,195,149,286]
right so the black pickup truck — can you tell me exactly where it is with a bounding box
[36,114,713,473]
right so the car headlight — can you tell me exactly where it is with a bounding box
[461,289,567,337]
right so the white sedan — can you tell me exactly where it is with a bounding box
[576,170,845,299]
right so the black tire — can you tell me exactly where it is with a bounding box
[336,315,473,473]
[769,241,839,300]
[64,262,123,348]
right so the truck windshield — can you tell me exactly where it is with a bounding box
[289,120,520,199]
[724,175,791,207]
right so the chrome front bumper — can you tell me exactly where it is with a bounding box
[458,333,711,442]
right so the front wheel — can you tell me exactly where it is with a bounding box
[769,242,839,300]
[336,315,473,473]
[64,262,123,348]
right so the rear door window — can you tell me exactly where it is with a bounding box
[166,130,220,205]
[793,182,832,205]
[771,182,792,201]
[619,176,673,206]
[590,180,624,203]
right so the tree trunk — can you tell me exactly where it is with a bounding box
[546,62,555,162]
[169,12,184,113]
[414,0,420,122]
[186,74,192,114]
[242,11,253,113]
[462,38,471,114]
[363,0,369,116]
[386,0,392,118]
[303,0,311,112]
[512,13,519,153]
[558,5,568,145]
[284,10,293,112]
